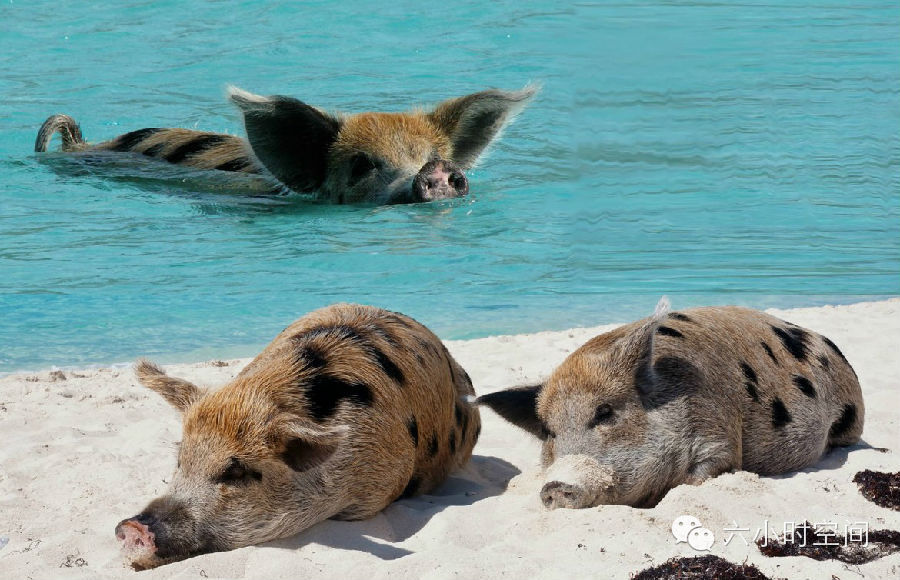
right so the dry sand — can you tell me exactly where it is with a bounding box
[1,299,898,579]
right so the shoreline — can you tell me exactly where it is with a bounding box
[1,298,898,579]
[2,295,896,380]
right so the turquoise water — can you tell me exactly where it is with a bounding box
[1,2,898,372]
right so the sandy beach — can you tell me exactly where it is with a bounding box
[1,298,898,579]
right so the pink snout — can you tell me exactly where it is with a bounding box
[115,517,157,556]
[411,159,468,201]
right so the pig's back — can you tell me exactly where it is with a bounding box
[651,306,863,475]
[240,303,480,517]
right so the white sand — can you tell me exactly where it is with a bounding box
[1,299,898,579]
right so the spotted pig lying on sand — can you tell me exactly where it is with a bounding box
[479,298,863,509]
[116,304,480,569]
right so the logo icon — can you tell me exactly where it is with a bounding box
[671,515,715,551]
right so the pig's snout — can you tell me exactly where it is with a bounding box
[411,159,468,201]
[116,515,157,557]
[115,498,209,568]
[540,454,616,510]
[541,480,594,509]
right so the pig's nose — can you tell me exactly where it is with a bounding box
[540,480,591,510]
[116,515,158,555]
[411,159,468,201]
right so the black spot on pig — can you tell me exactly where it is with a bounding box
[299,324,403,384]
[822,336,850,366]
[771,325,810,362]
[771,398,792,428]
[407,417,419,447]
[304,374,373,421]
[822,336,857,378]
[143,142,166,158]
[740,362,758,384]
[428,433,439,457]
[111,128,160,152]
[818,354,830,369]
[297,344,328,370]
[829,404,857,440]
[745,382,760,403]
[164,135,229,164]
[793,375,816,398]
[656,326,684,338]
[214,157,252,172]
[669,313,693,322]
[372,347,404,385]
[761,342,779,365]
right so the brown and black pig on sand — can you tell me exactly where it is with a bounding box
[478,297,863,510]
[115,303,480,569]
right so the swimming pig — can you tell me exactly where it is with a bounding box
[115,304,480,569]
[35,85,536,204]
[478,298,863,509]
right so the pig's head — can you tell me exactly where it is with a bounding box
[116,360,346,569]
[228,85,537,204]
[478,299,687,509]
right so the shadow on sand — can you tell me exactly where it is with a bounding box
[262,454,520,560]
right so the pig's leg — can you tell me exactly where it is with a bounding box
[683,436,741,485]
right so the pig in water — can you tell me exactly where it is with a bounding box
[478,298,863,509]
[116,304,480,569]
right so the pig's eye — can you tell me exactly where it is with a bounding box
[349,153,378,183]
[588,404,614,428]
[217,458,262,485]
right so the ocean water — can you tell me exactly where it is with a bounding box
[1,1,898,373]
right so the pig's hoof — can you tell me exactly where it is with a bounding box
[541,481,591,509]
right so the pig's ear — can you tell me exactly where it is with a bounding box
[134,359,204,413]
[612,296,671,366]
[429,84,538,170]
[279,423,348,472]
[476,385,548,439]
[612,296,677,402]
[228,86,341,193]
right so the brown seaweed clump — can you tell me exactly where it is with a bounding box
[631,555,777,580]
[757,521,900,564]
[853,470,900,511]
